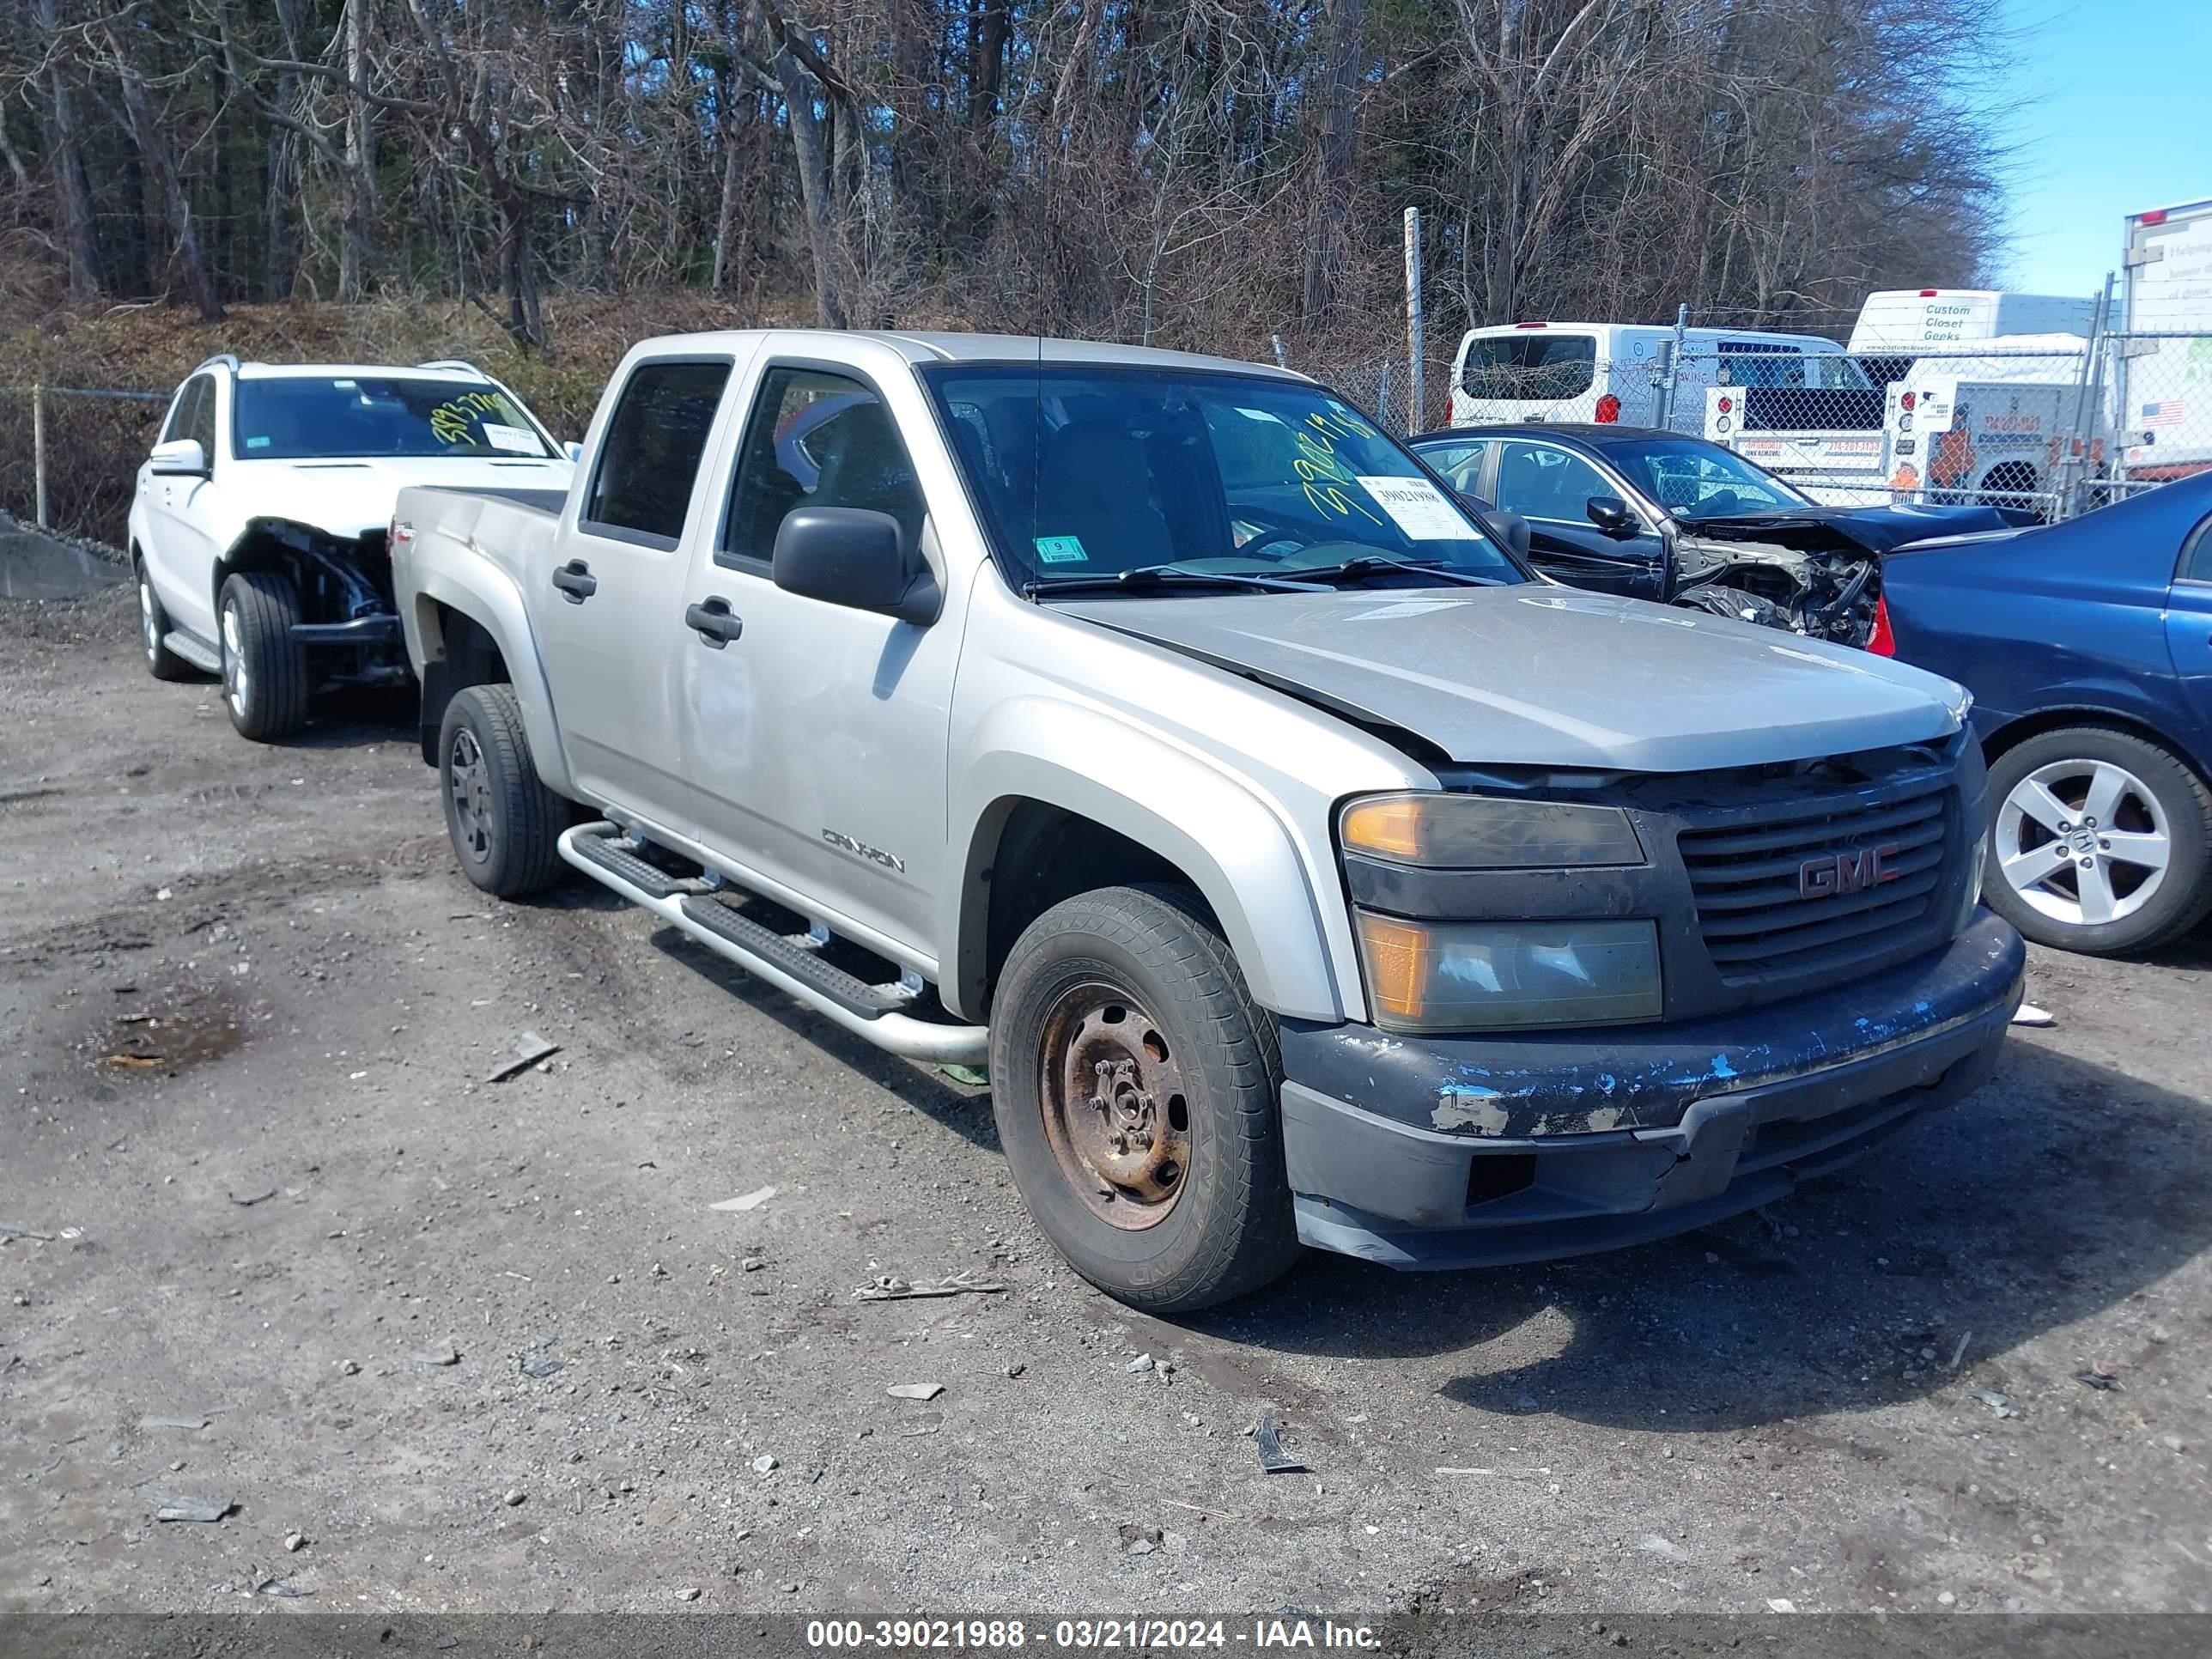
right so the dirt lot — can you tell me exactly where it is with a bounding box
[4,556,2212,1632]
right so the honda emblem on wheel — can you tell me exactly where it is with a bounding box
[1799,842,1903,899]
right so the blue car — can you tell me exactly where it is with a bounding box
[1874,473,2212,954]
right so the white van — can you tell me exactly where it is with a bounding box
[1447,322,1866,431]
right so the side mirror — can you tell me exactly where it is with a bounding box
[150,438,207,477]
[1454,491,1532,562]
[773,507,941,626]
[1585,495,1640,538]
[563,441,584,464]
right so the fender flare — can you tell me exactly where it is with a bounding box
[404,560,577,799]
[945,699,1354,1024]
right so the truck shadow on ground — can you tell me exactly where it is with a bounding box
[642,924,1000,1151]
[1191,1042,2212,1432]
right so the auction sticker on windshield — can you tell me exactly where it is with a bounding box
[1355,475,1466,539]
[480,422,541,454]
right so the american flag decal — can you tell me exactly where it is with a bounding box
[2141,400,2183,428]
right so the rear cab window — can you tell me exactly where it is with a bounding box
[582,360,734,546]
[1460,332,1598,400]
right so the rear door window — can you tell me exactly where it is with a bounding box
[1416,439,1489,497]
[1461,335,1597,400]
[582,360,733,546]
[161,377,206,446]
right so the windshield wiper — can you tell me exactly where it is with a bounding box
[1024,564,1322,597]
[1288,555,1504,588]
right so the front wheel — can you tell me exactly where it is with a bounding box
[439,684,567,899]
[218,570,309,740]
[1983,726,2212,954]
[988,884,1299,1313]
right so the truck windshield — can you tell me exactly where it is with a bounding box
[1607,438,1814,517]
[923,367,1522,592]
[232,377,555,460]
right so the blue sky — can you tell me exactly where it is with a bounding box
[1996,0,2212,297]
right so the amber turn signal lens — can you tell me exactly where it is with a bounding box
[1340,797,1425,861]
[1354,912,1434,1021]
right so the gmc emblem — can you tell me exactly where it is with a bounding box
[1799,842,1903,899]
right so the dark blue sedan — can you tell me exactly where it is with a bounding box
[1874,473,2212,954]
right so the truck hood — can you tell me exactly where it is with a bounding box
[1679,502,2033,555]
[1058,586,1966,772]
[233,455,574,540]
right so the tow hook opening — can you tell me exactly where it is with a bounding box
[1466,1153,1537,1209]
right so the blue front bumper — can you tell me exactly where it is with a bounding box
[1278,912,2026,1269]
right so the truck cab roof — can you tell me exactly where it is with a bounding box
[621,329,1310,382]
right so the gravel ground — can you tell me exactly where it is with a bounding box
[3,564,2211,1631]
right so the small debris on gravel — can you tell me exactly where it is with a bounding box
[2011,1004,2055,1027]
[1255,1413,1306,1474]
[1765,1598,1797,1613]
[1006,1361,1026,1378]
[1127,1353,1156,1374]
[854,1270,1006,1301]
[155,1498,232,1522]
[751,1455,778,1474]
[1972,1389,2021,1419]
[228,1186,278,1206]
[338,1359,360,1376]
[138,1414,209,1431]
[1638,1534,1691,1562]
[487,1031,561,1083]
[410,1345,460,1369]
[283,1531,307,1553]
[710,1185,777,1212]
[0,1224,58,1242]
[503,1488,526,1506]
[886,1382,945,1401]
[678,1587,702,1602]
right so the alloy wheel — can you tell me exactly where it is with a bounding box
[1996,758,2172,928]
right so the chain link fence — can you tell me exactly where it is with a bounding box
[0,385,170,547]
[1297,323,2212,526]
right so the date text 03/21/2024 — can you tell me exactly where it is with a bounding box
[803,1619,1381,1650]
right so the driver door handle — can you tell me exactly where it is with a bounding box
[551,560,598,603]
[685,596,744,647]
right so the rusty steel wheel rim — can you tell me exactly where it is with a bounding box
[1036,981,1193,1231]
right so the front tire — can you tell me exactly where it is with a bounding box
[439,684,567,899]
[988,884,1299,1313]
[1982,726,2212,954]
[218,570,309,740]
[136,559,192,682]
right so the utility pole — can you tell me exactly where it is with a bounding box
[1403,207,1424,435]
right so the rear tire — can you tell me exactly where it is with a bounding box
[136,558,192,682]
[1982,726,2212,955]
[439,684,567,899]
[988,884,1299,1313]
[218,570,309,740]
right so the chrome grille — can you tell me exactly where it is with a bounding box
[1678,776,1955,986]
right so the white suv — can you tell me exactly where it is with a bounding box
[129,356,574,740]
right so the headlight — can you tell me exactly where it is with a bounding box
[1354,914,1662,1033]
[1340,793,1644,869]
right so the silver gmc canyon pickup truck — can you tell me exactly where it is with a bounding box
[391,330,2025,1312]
